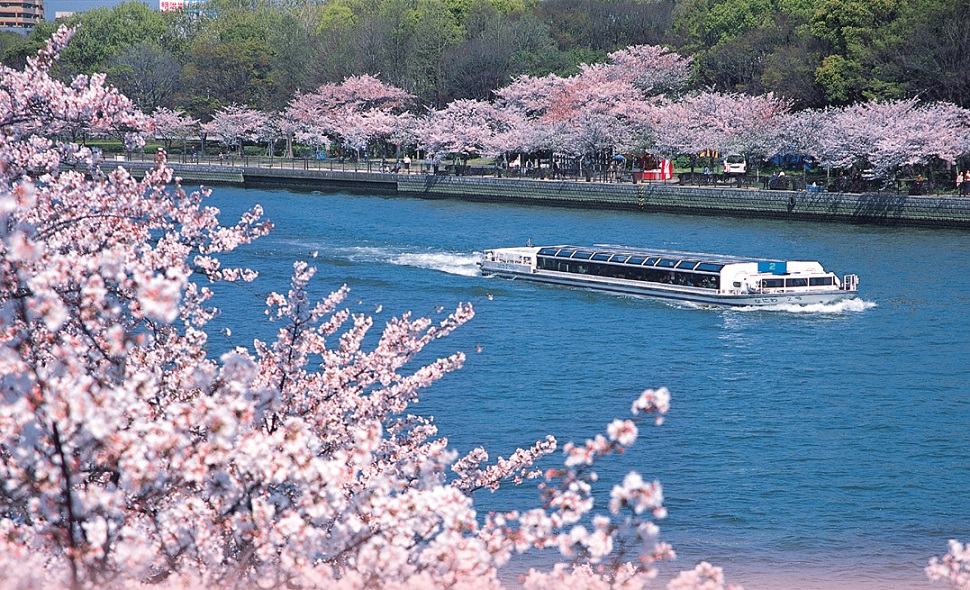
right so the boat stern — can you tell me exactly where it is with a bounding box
[480,246,541,276]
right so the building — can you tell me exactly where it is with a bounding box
[159,0,207,12]
[53,10,74,20]
[0,0,43,29]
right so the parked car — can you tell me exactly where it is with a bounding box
[723,154,747,174]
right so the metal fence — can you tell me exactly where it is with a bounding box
[118,152,959,196]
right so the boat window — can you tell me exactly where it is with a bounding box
[537,248,559,256]
[556,249,575,258]
[786,278,808,287]
[762,278,784,288]
[592,253,611,261]
[695,263,724,272]
[657,258,678,268]
[644,257,660,266]
[610,254,629,263]
[573,251,593,260]
[557,261,721,290]
[676,260,699,269]
[626,256,645,265]
[810,276,834,286]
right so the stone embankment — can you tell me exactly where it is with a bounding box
[119,162,970,229]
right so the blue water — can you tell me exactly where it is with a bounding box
[205,186,970,589]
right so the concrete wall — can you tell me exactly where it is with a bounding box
[242,167,398,191]
[398,175,970,228]
[123,162,399,191]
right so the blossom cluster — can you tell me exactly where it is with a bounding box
[928,540,970,590]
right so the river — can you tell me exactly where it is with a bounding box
[206,185,970,589]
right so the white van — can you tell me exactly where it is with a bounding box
[723,154,747,174]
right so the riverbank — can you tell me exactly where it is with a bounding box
[117,161,970,229]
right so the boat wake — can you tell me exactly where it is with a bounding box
[336,246,482,277]
[734,298,877,314]
[671,298,877,314]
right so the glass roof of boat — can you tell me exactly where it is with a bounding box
[536,245,784,270]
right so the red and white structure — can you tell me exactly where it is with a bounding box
[639,158,674,181]
[159,0,206,12]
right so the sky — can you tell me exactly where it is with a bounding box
[45,0,151,19]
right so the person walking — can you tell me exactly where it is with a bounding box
[958,171,965,195]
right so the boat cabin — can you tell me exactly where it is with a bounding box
[525,246,845,294]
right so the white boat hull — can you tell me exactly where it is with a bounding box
[481,266,855,307]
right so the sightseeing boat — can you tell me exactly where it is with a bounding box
[480,245,859,307]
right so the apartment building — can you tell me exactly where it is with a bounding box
[0,0,43,29]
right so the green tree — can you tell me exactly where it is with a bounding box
[872,0,970,106]
[107,42,181,111]
[179,6,281,114]
[809,0,906,103]
[56,2,173,76]
[673,0,825,107]
[442,1,557,101]
[540,0,676,51]
[0,31,28,65]
[404,0,463,106]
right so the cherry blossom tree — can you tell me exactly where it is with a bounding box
[414,99,508,165]
[787,99,969,178]
[273,114,301,159]
[493,69,650,176]
[288,75,412,159]
[651,92,791,167]
[202,104,269,157]
[284,92,330,158]
[494,74,568,117]
[866,100,970,175]
[312,73,412,112]
[490,46,691,174]
[605,45,693,96]
[150,107,199,152]
[804,99,970,176]
[0,28,144,178]
[387,112,418,159]
[542,65,652,151]
[802,101,913,174]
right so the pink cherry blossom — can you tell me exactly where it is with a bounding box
[150,107,199,148]
[927,540,970,590]
[668,562,744,590]
[286,75,412,157]
[202,104,268,156]
[607,418,638,446]
[651,92,791,159]
[414,99,508,159]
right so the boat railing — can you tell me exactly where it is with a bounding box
[843,274,859,292]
